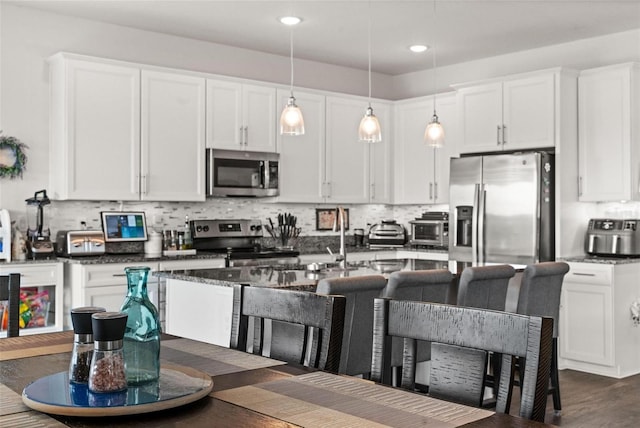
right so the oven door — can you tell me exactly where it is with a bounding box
[410,221,448,247]
[206,149,279,197]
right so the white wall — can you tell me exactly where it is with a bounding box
[391,29,640,100]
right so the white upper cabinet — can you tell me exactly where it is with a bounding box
[325,96,392,204]
[206,80,277,152]
[394,93,456,204]
[140,70,206,201]
[578,63,640,202]
[48,54,205,201]
[456,71,557,154]
[276,89,326,203]
[49,55,141,200]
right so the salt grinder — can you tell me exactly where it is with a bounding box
[69,306,106,383]
[88,312,128,393]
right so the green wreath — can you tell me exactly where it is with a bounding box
[0,134,28,179]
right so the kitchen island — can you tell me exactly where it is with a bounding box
[154,257,512,347]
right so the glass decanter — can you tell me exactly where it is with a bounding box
[120,266,161,385]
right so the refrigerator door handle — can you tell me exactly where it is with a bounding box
[472,184,480,264]
[477,184,486,264]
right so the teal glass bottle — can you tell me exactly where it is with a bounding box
[120,266,161,385]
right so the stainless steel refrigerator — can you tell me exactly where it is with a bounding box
[448,152,554,265]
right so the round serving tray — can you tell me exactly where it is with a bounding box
[22,363,213,417]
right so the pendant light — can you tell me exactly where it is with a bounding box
[280,22,305,135]
[425,0,444,147]
[358,2,381,143]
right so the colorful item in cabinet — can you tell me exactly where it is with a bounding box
[2,289,50,329]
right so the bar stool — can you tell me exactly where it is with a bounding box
[514,261,569,415]
[457,264,516,401]
[316,274,387,377]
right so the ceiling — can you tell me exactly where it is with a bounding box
[8,0,640,76]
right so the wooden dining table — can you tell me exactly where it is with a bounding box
[0,331,553,427]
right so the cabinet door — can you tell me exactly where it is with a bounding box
[141,70,206,201]
[457,82,503,154]
[276,89,325,203]
[394,99,434,204]
[243,84,277,152]
[325,96,370,203]
[205,80,243,149]
[578,66,635,201]
[561,281,614,366]
[433,94,457,204]
[50,58,140,200]
[503,74,555,150]
[369,102,392,203]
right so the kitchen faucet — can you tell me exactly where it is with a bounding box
[331,206,347,269]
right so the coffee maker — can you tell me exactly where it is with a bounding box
[25,190,54,259]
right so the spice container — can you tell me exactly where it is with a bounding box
[88,312,128,393]
[69,306,106,383]
[121,266,161,385]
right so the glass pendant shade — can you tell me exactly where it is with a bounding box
[280,96,305,135]
[425,113,445,147]
[358,106,382,143]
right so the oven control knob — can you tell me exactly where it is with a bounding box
[255,225,262,232]
[203,225,209,232]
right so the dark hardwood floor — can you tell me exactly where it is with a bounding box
[511,369,640,427]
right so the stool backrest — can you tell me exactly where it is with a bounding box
[457,264,515,310]
[516,262,569,338]
[316,275,387,375]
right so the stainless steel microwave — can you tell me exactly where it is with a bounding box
[206,149,279,197]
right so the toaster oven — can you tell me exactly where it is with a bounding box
[55,230,105,257]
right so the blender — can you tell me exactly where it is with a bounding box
[25,189,54,258]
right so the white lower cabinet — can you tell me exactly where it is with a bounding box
[559,262,640,378]
[0,262,64,336]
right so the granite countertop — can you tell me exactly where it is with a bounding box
[59,252,226,265]
[154,258,458,292]
[560,255,640,265]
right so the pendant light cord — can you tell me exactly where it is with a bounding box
[367,1,372,107]
[289,28,295,97]
[432,0,438,115]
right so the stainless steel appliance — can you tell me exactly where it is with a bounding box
[25,190,54,259]
[585,218,640,257]
[409,211,449,248]
[368,220,406,248]
[206,149,279,197]
[55,230,105,257]
[449,152,554,264]
[190,219,299,266]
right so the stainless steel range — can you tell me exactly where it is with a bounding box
[190,219,300,266]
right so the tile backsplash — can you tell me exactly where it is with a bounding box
[24,199,441,237]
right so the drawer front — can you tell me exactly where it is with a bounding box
[565,263,613,285]
[82,262,159,287]
[0,263,61,286]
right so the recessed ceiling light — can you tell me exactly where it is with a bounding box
[279,16,302,26]
[409,45,429,53]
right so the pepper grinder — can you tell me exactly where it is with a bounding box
[69,306,106,383]
[88,312,128,393]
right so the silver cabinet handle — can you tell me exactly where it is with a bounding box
[497,125,501,145]
[429,182,433,200]
[370,183,375,200]
[244,126,249,146]
[578,176,583,196]
[141,175,147,195]
[572,272,596,277]
[502,125,507,144]
[239,126,244,145]
[434,182,438,200]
